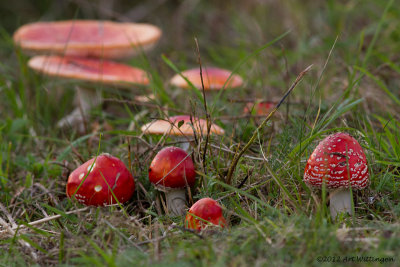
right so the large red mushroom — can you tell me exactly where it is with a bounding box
[28,55,149,87]
[67,153,135,206]
[149,146,196,216]
[185,198,226,230]
[13,20,162,58]
[15,20,161,131]
[304,132,369,219]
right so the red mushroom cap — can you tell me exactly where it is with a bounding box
[243,101,275,115]
[149,146,196,188]
[170,67,243,90]
[28,55,149,88]
[304,132,369,189]
[185,198,226,230]
[13,20,162,59]
[66,153,135,206]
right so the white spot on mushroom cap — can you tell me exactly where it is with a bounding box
[79,173,85,180]
[87,163,96,172]
[94,185,102,192]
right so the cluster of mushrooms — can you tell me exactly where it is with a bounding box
[66,150,226,230]
[12,19,370,231]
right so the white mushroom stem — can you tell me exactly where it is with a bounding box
[57,86,102,130]
[157,185,187,216]
[165,188,187,216]
[329,188,353,219]
[175,136,191,151]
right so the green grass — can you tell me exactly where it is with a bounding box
[0,0,400,266]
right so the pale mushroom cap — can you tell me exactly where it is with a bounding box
[141,115,225,136]
[13,20,162,59]
[304,132,369,190]
[170,67,243,90]
[28,55,149,88]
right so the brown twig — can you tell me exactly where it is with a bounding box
[194,38,211,174]
[225,65,313,185]
[280,44,291,123]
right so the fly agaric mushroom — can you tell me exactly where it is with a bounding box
[141,115,224,150]
[170,67,243,90]
[304,132,369,219]
[185,198,226,230]
[28,55,149,131]
[67,153,135,206]
[149,146,196,216]
[13,20,162,59]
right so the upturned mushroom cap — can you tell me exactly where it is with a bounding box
[141,115,225,136]
[170,67,243,90]
[185,198,226,230]
[66,153,135,206]
[149,146,196,189]
[13,20,162,59]
[304,132,369,189]
[28,55,149,88]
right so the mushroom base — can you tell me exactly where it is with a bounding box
[329,188,353,219]
[156,185,187,216]
[57,86,102,132]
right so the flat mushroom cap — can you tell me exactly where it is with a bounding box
[66,153,135,206]
[304,132,369,190]
[185,198,226,230]
[141,115,225,136]
[13,20,162,59]
[28,55,149,88]
[149,146,196,188]
[170,67,243,90]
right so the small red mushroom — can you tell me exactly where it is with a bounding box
[149,146,196,216]
[243,101,275,116]
[185,198,226,230]
[170,67,243,91]
[66,153,135,206]
[304,132,369,219]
